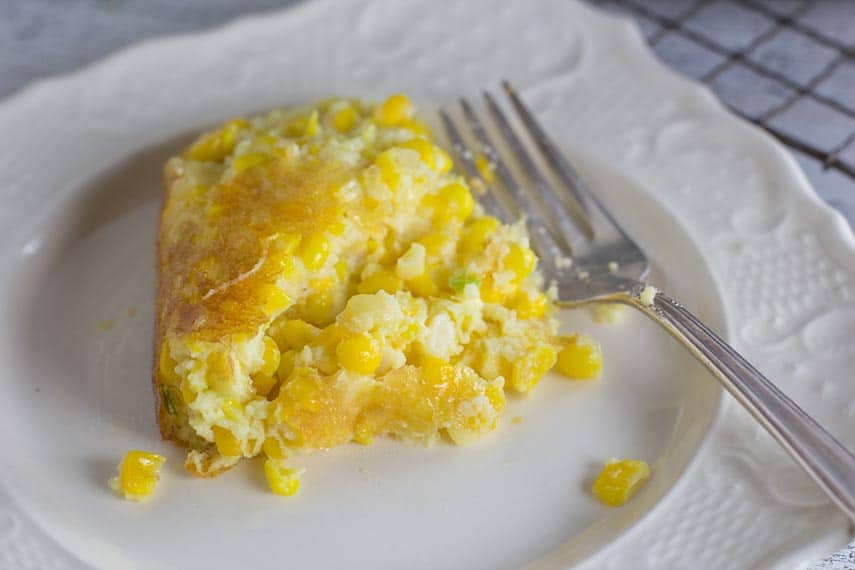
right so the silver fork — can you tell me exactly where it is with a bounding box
[441,81,855,521]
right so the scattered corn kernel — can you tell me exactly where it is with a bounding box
[592,459,650,506]
[270,319,319,350]
[337,333,383,375]
[109,450,166,502]
[264,460,302,496]
[557,334,603,379]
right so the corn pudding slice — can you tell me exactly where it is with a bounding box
[155,95,584,486]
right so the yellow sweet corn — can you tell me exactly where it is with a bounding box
[221,399,242,421]
[158,345,179,384]
[269,319,319,350]
[212,426,242,456]
[510,344,557,392]
[504,243,536,284]
[260,336,281,377]
[252,374,278,398]
[231,152,270,175]
[417,233,450,260]
[435,182,474,223]
[592,459,650,506]
[399,139,452,173]
[262,437,288,460]
[299,232,331,270]
[276,350,296,381]
[557,334,602,379]
[512,292,549,319]
[475,153,495,183]
[407,271,438,297]
[461,216,500,256]
[374,94,412,126]
[375,150,401,192]
[109,450,166,501]
[264,460,302,497]
[188,118,247,162]
[332,106,359,133]
[337,333,383,375]
[261,285,292,316]
[358,268,402,294]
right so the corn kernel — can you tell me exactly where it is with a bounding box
[398,139,452,173]
[299,232,330,270]
[180,379,197,404]
[221,399,242,421]
[401,118,431,137]
[277,350,296,381]
[303,289,333,325]
[479,276,505,303]
[332,106,359,133]
[264,460,302,497]
[407,271,438,297]
[475,153,495,183]
[435,182,474,223]
[270,319,320,350]
[252,374,278,398]
[188,118,247,162]
[231,152,270,174]
[592,459,650,506]
[304,110,320,137]
[358,268,402,294]
[513,292,549,319]
[260,336,281,377]
[418,232,449,257]
[374,94,413,126]
[109,450,166,501]
[504,243,536,283]
[158,345,179,384]
[262,437,288,460]
[396,243,426,280]
[337,333,383,375]
[557,334,602,379]
[461,216,500,256]
[510,344,557,392]
[333,261,348,282]
[262,285,292,316]
[212,425,242,456]
[375,150,401,192]
[421,355,454,386]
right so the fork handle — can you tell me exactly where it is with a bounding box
[628,288,855,521]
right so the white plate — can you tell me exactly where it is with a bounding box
[0,1,852,569]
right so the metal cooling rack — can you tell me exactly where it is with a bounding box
[588,0,854,220]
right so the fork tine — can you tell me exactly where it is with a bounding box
[457,98,566,265]
[481,91,590,252]
[500,80,633,243]
[439,109,505,220]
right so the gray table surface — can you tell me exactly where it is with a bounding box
[2,0,853,228]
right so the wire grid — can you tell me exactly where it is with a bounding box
[587,0,855,182]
